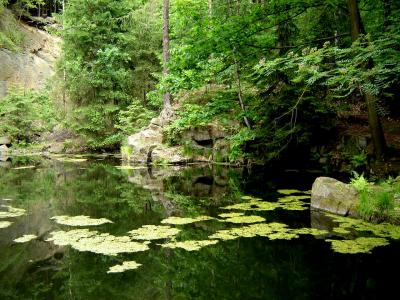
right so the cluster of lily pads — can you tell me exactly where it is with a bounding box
[0,201,39,242]
[3,188,400,274]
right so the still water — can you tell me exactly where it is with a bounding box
[0,156,399,299]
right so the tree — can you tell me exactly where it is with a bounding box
[162,0,173,118]
[347,0,387,159]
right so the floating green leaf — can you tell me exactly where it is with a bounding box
[107,261,142,273]
[223,215,266,224]
[0,205,26,218]
[277,189,303,195]
[209,222,292,241]
[161,216,215,225]
[0,221,12,228]
[241,195,262,201]
[128,225,181,240]
[55,157,88,163]
[222,196,308,212]
[292,228,329,236]
[12,166,36,170]
[51,215,113,226]
[46,229,150,256]
[14,234,37,243]
[327,237,389,254]
[326,214,400,239]
[218,212,245,218]
[160,240,218,251]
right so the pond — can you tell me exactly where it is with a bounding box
[0,155,399,299]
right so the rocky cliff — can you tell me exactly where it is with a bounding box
[0,10,60,98]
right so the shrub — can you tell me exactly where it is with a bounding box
[0,87,57,143]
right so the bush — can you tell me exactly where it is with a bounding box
[0,87,57,143]
[351,174,400,223]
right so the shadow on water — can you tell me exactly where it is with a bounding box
[0,157,399,299]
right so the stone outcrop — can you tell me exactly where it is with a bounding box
[126,112,233,164]
[311,177,359,216]
[0,13,60,98]
[126,111,192,164]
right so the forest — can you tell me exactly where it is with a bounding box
[0,0,399,170]
[1,1,400,298]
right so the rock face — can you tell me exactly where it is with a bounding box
[311,177,359,216]
[0,14,60,98]
[127,111,192,164]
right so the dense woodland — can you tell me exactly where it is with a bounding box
[1,0,400,167]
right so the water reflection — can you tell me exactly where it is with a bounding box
[0,158,399,299]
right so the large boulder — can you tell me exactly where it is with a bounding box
[311,177,359,216]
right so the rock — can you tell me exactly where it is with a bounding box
[0,12,60,98]
[311,177,359,216]
[0,144,9,152]
[47,142,64,154]
[212,139,230,162]
[151,146,192,164]
[128,128,163,162]
[0,136,11,145]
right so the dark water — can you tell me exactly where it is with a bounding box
[0,156,399,300]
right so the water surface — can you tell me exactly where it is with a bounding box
[0,156,399,299]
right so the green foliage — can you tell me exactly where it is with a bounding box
[351,173,400,223]
[350,151,368,168]
[350,172,370,193]
[0,88,57,143]
[0,9,24,50]
[165,90,238,145]
[60,0,162,150]
[116,100,156,137]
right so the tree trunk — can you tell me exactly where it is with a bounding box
[162,0,172,114]
[347,0,387,159]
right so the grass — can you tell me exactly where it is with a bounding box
[351,173,400,223]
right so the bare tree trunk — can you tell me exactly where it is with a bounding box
[162,0,172,115]
[347,0,387,159]
[233,55,251,129]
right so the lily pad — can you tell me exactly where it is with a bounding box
[46,229,149,256]
[0,221,12,229]
[14,234,37,243]
[292,228,329,236]
[218,212,245,218]
[12,166,36,170]
[128,225,180,240]
[0,205,26,219]
[160,240,219,251]
[209,222,293,241]
[277,189,303,195]
[222,196,308,212]
[223,215,266,224]
[161,216,215,225]
[107,261,142,273]
[51,215,113,226]
[326,214,400,239]
[327,237,389,254]
[241,195,262,201]
[55,157,87,163]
